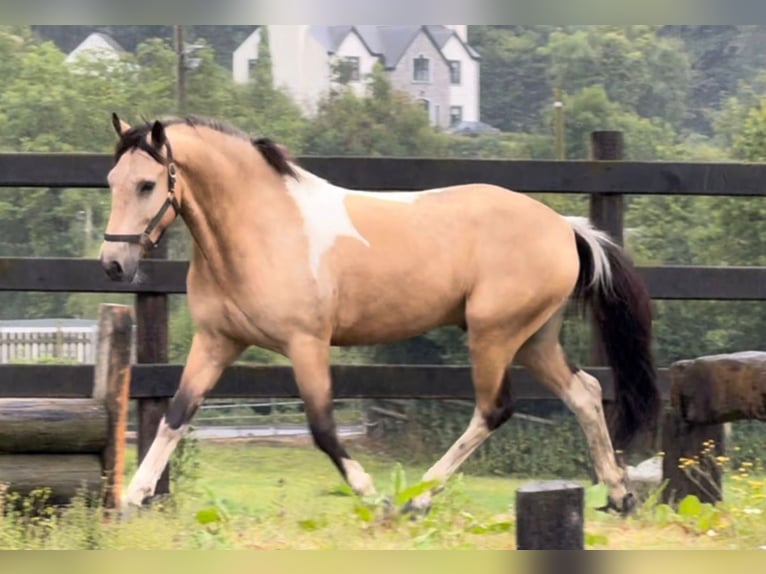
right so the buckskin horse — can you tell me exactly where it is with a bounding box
[100,114,659,515]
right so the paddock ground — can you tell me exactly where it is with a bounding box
[1,439,763,550]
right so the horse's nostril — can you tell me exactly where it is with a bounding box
[105,260,124,281]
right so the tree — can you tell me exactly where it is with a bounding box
[231,28,308,154]
[542,26,691,129]
[549,85,678,160]
[303,65,445,157]
[660,26,766,134]
[469,26,554,133]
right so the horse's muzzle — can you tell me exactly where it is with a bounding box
[100,250,139,283]
[103,259,125,282]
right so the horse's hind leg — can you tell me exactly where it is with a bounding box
[288,335,376,497]
[407,326,521,512]
[516,311,632,512]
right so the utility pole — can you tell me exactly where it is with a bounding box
[553,87,565,160]
[175,25,187,113]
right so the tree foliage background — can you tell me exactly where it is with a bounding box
[1,24,764,370]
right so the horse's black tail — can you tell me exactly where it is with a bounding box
[567,217,660,450]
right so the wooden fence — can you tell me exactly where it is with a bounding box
[0,305,132,507]
[0,328,96,364]
[0,131,765,498]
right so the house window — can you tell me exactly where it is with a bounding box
[248,58,259,77]
[413,56,430,82]
[345,56,360,81]
[450,105,463,127]
[449,60,461,84]
[418,98,430,119]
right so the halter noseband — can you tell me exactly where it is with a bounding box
[103,141,181,250]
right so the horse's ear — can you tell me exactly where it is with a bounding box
[150,120,166,149]
[111,113,130,136]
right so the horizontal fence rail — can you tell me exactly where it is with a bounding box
[0,364,671,402]
[2,153,766,196]
[1,257,764,300]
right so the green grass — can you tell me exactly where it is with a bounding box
[2,439,766,549]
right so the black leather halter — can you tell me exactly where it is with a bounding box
[103,141,181,250]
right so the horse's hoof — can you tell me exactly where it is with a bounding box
[401,498,431,520]
[379,496,394,518]
[119,490,159,519]
[598,492,636,516]
[620,492,636,515]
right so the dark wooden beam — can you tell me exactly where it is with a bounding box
[0,364,672,402]
[1,258,764,300]
[0,258,187,293]
[0,154,112,188]
[640,266,766,300]
[2,153,766,196]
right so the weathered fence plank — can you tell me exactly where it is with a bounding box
[0,398,107,453]
[3,153,766,196]
[3,258,764,300]
[670,351,766,425]
[0,364,672,401]
[0,454,103,503]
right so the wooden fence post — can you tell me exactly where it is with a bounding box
[136,240,170,496]
[588,131,634,455]
[660,352,766,505]
[589,130,625,365]
[589,130,625,247]
[516,480,584,550]
[661,410,724,505]
[94,304,134,509]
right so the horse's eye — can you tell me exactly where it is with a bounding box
[139,181,156,195]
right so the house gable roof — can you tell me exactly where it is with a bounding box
[90,32,125,53]
[308,25,479,70]
[425,25,481,60]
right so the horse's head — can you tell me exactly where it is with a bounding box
[100,113,181,282]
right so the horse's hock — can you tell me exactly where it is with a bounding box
[0,305,132,507]
[661,351,766,505]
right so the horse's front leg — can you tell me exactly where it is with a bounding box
[288,335,376,497]
[122,331,242,513]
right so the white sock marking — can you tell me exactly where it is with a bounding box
[341,457,375,496]
[123,420,188,507]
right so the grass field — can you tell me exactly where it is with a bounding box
[1,438,765,550]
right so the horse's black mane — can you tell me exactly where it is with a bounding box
[114,115,297,178]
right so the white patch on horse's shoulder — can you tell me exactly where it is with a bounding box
[348,188,444,204]
[285,167,444,278]
[285,169,370,278]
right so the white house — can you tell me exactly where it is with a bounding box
[232,27,263,84]
[64,32,125,65]
[233,25,481,126]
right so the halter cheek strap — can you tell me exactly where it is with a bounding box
[103,142,180,250]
